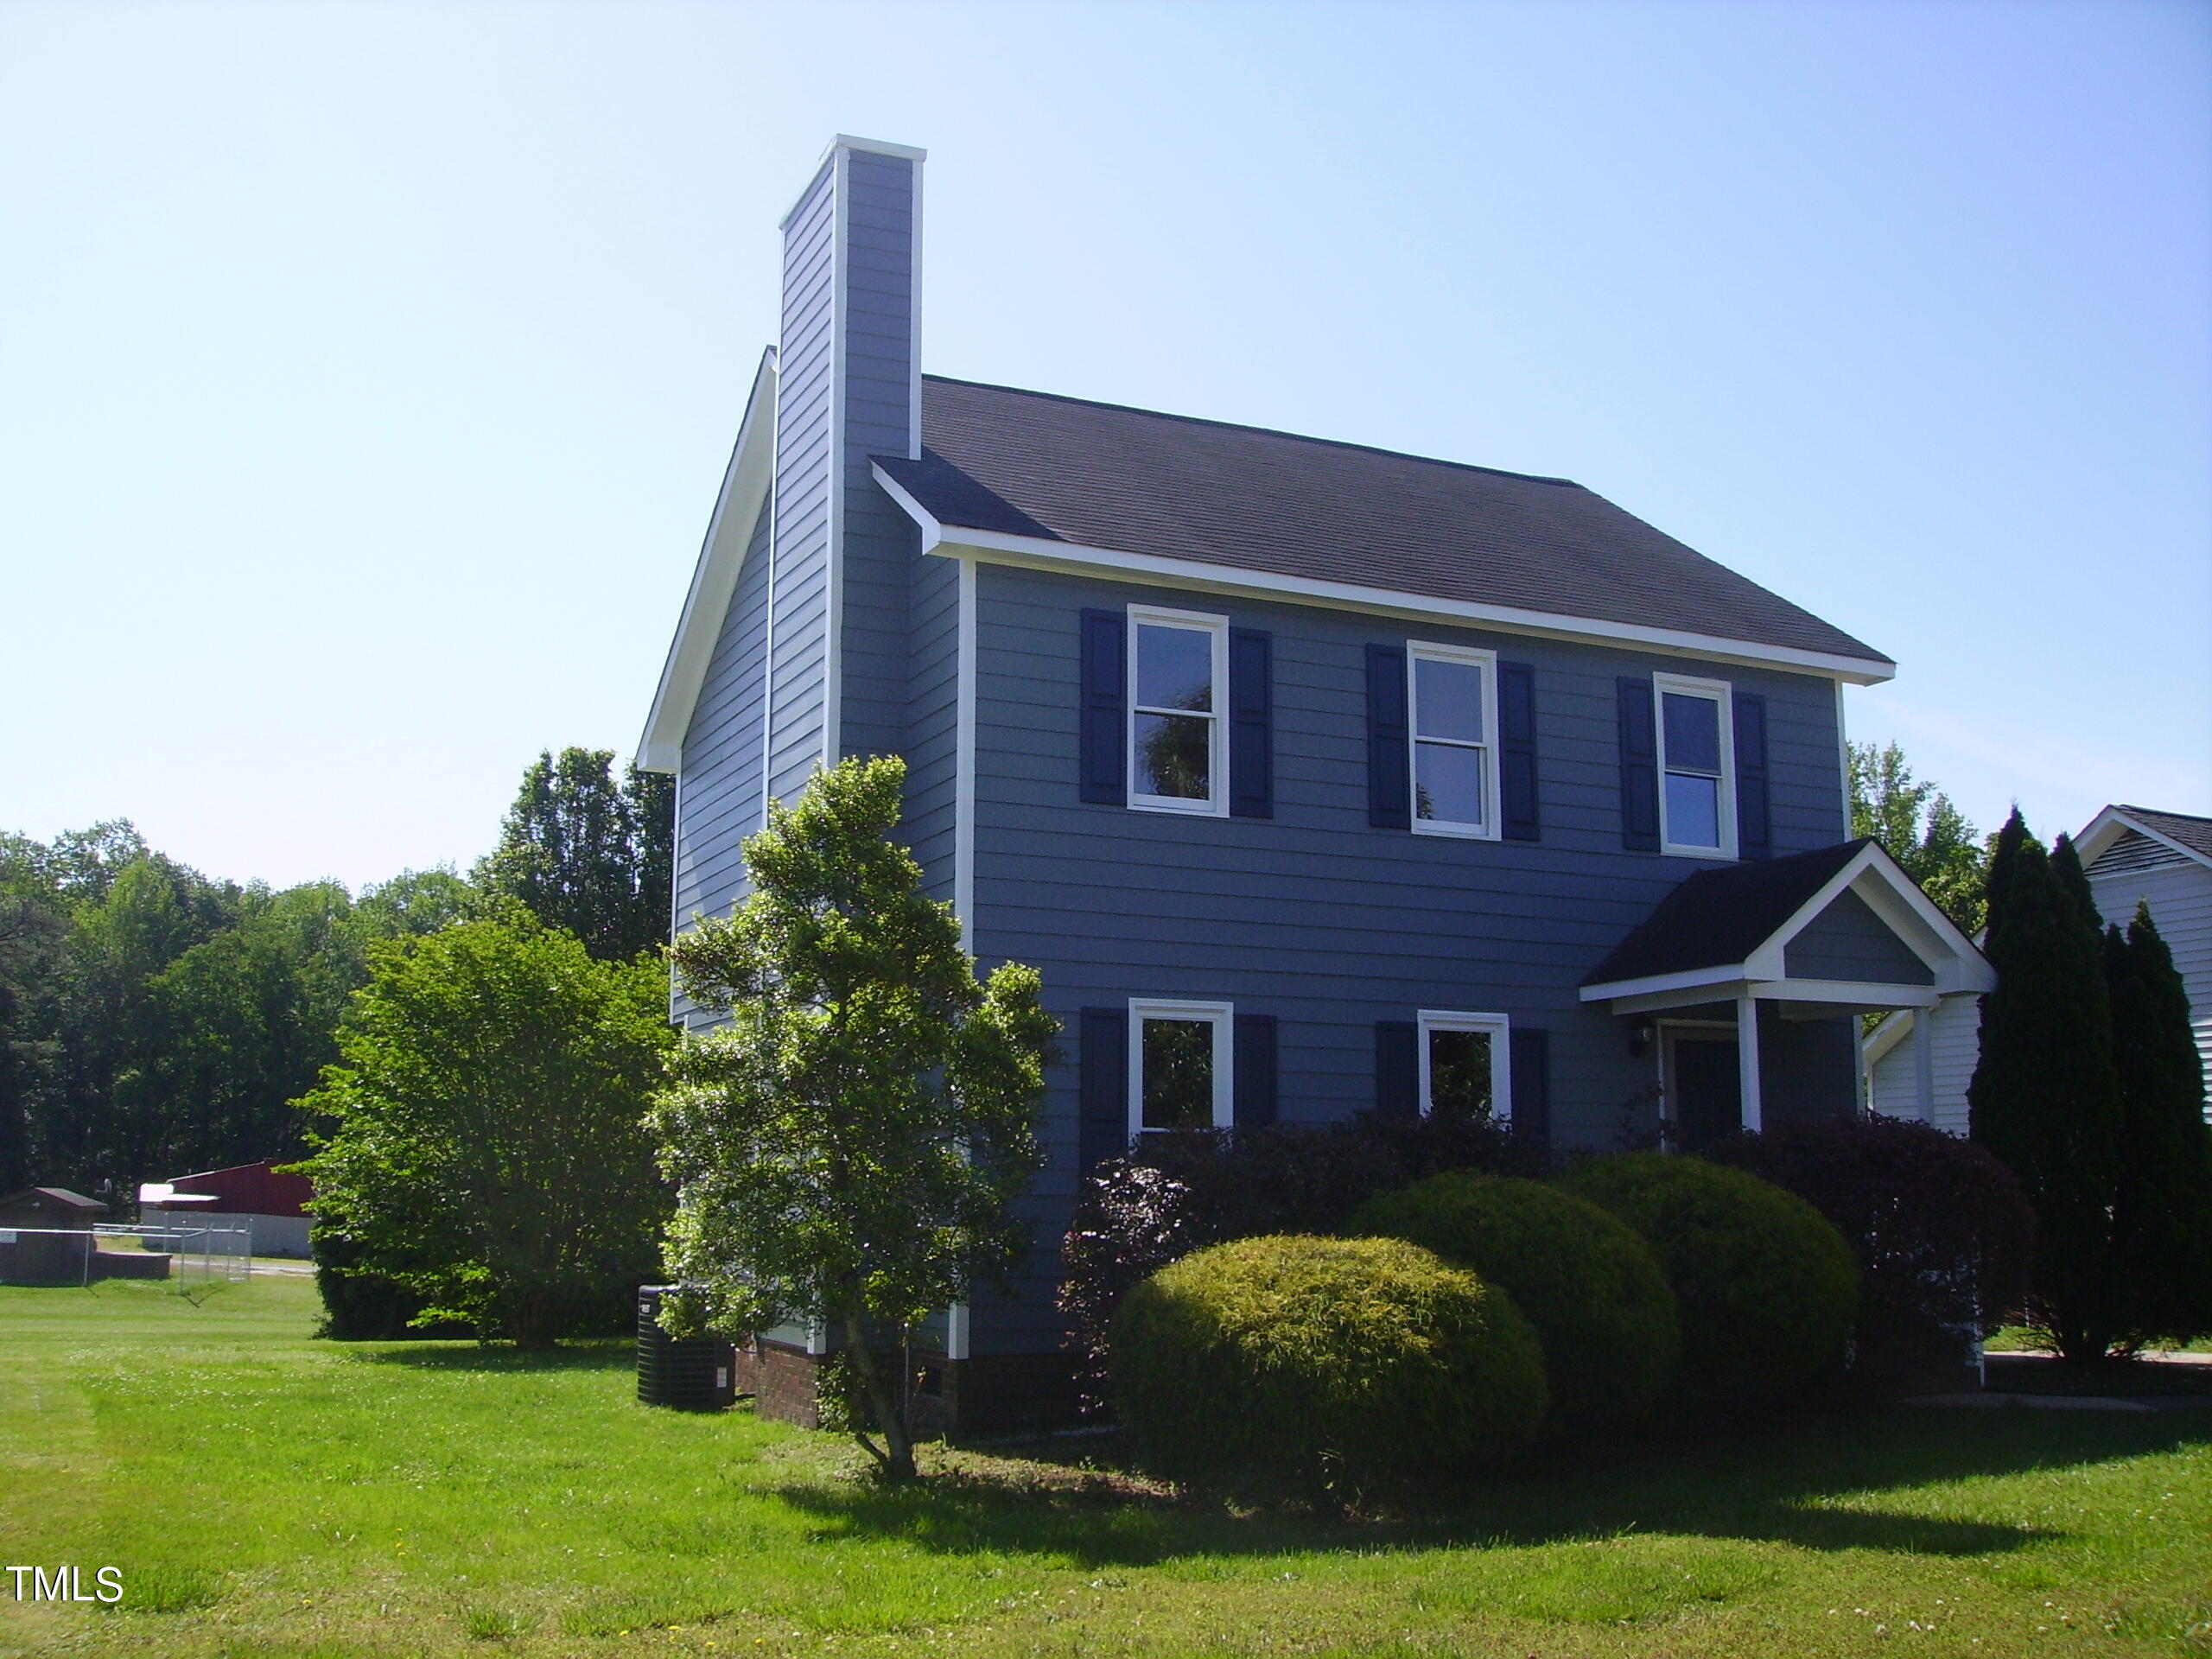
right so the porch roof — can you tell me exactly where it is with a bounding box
[1579,839,1993,1017]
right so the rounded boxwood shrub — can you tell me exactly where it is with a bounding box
[1345,1173,1679,1432]
[1109,1234,1547,1491]
[1560,1153,1859,1407]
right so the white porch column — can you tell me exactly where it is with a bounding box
[1913,1005,1937,1122]
[1737,993,1764,1133]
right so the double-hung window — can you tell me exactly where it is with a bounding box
[1408,642,1499,838]
[1654,673,1735,859]
[1418,1010,1511,1124]
[1128,607,1228,816]
[1127,999,1233,1137]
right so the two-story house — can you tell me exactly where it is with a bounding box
[638,137,1993,1429]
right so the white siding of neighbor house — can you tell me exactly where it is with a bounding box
[2088,831,2212,1116]
[1866,997,1980,1135]
[1868,827,2212,1130]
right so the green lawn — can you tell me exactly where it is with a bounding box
[3,1277,2209,1658]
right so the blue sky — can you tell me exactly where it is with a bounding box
[3,0,2206,891]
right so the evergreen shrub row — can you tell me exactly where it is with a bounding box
[1100,1152,1866,1492]
[1059,1115,1541,1413]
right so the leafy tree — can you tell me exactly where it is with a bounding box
[650,756,1054,1481]
[34,852,242,1193]
[353,867,480,938]
[292,906,675,1346]
[1849,741,1986,934]
[1967,810,2124,1359]
[0,838,68,1192]
[476,749,672,961]
[2101,904,2212,1350]
[143,881,369,1176]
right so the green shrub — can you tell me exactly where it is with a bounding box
[1346,1173,1678,1432]
[1560,1153,1859,1408]
[1109,1234,1546,1493]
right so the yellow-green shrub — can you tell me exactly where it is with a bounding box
[1109,1234,1546,1491]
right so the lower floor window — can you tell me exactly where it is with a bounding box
[1128,999,1232,1135]
[1419,1010,1510,1124]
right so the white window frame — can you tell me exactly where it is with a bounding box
[1417,1009,1512,1125]
[1128,998,1234,1138]
[1407,640,1501,840]
[1127,604,1230,817]
[1653,671,1737,861]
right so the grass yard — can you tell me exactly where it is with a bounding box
[3,1277,2209,1659]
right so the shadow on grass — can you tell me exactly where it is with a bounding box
[1985,1352,2212,1399]
[771,1406,2212,1569]
[350,1338,632,1375]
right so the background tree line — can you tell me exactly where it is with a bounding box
[0,750,671,1201]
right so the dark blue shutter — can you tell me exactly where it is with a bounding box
[1510,1028,1550,1149]
[1499,661,1540,842]
[1375,1020,1418,1118]
[1078,610,1126,804]
[1077,1007,1129,1172]
[1617,677,1660,852]
[1233,1014,1277,1127]
[1366,645,1410,830]
[1733,691,1771,861]
[1228,628,1273,819]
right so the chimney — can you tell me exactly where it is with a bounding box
[766,136,925,801]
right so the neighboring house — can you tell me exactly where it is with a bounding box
[1869,804,2212,1128]
[138,1160,315,1258]
[638,136,1993,1428]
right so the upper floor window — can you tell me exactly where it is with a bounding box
[1655,672,1736,858]
[1128,606,1228,816]
[1408,642,1499,839]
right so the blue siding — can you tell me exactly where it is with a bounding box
[676,503,773,925]
[767,161,837,804]
[902,552,961,904]
[959,562,1852,1356]
[1784,888,1934,985]
[836,149,920,766]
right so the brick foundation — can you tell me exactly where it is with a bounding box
[731,1338,1083,1435]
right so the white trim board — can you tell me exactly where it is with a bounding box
[636,348,778,772]
[822,143,849,778]
[868,462,1897,687]
[954,556,976,951]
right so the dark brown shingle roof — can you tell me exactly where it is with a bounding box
[879,376,1891,671]
[1581,841,1872,987]
[2116,806,2212,863]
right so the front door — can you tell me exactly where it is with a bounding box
[1669,1034,1741,1152]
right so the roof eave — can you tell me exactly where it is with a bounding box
[2075,804,2212,873]
[869,468,1896,685]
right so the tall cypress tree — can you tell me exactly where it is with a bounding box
[2102,904,2212,1350]
[1967,813,2124,1359]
